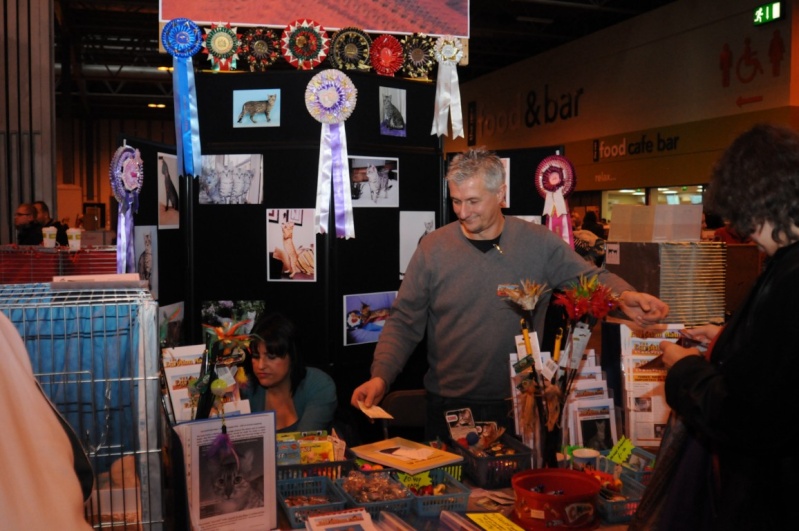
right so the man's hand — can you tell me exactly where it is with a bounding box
[350,377,387,409]
[618,291,670,326]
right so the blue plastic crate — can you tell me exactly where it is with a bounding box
[277,476,347,528]
[450,434,532,489]
[410,469,470,518]
[334,472,413,519]
[596,476,646,524]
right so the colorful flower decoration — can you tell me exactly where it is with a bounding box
[110,145,144,273]
[202,23,242,71]
[281,19,329,70]
[552,275,619,327]
[329,27,372,71]
[306,69,358,239]
[504,279,549,313]
[202,319,253,365]
[161,18,202,58]
[241,27,281,72]
[370,34,404,76]
[401,33,435,78]
[535,154,576,247]
[431,35,464,138]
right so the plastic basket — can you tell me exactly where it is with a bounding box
[411,469,470,517]
[277,454,356,481]
[512,469,601,530]
[451,434,533,489]
[334,472,413,519]
[277,476,347,529]
[596,476,646,524]
[620,447,656,485]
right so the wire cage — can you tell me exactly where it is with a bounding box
[0,245,119,284]
[0,283,164,530]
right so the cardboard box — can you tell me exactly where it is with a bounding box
[608,205,702,242]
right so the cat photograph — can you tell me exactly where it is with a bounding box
[266,209,316,282]
[199,439,265,519]
[232,88,281,128]
[134,225,158,299]
[156,152,179,229]
[343,291,397,346]
[399,211,435,280]
[199,154,264,205]
[379,87,407,137]
[348,156,399,208]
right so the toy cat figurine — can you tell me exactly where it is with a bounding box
[237,94,277,123]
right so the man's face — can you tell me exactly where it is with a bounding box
[15,208,35,228]
[448,174,505,240]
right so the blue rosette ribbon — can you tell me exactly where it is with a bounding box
[431,36,464,138]
[305,70,358,238]
[162,18,202,177]
[110,145,144,273]
[535,155,577,248]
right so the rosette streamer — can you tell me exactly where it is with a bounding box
[535,155,577,247]
[110,145,144,273]
[305,70,358,238]
[161,18,202,177]
[431,36,464,138]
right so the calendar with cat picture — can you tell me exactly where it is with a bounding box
[348,155,400,208]
[173,411,277,530]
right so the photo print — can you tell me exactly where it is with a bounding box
[232,88,281,128]
[134,225,158,300]
[266,208,316,282]
[199,154,264,205]
[159,301,185,348]
[157,152,179,229]
[400,211,435,280]
[379,86,407,137]
[200,300,265,335]
[349,156,399,208]
[198,437,265,519]
[344,291,397,346]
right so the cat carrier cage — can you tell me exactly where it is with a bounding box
[0,283,164,530]
[0,245,118,284]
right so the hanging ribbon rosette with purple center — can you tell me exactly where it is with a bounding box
[535,154,577,247]
[305,69,357,238]
[161,18,202,177]
[110,145,144,273]
[431,36,464,138]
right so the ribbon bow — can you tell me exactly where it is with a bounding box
[535,155,577,247]
[431,36,464,138]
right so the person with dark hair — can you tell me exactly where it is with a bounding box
[581,210,605,239]
[241,312,336,432]
[14,203,43,245]
[630,123,799,530]
[351,147,669,441]
[33,200,69,246]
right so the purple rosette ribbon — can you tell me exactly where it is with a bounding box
[305,69,358,238]
[110,145,144,273]
[535,154,577,247]
[162,18,202,177]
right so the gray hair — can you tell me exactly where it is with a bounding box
[446,147,505,192]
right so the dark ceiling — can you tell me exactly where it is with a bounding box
[54,0,676,121]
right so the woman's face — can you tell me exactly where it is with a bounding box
[749,221,781,256]
[251,342,291,389]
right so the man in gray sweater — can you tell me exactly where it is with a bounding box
[351,147,669,440]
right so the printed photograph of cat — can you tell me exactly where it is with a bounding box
[199,439,265,518]
[348,156,399,208]
[343,291,397,346]
[266,208,316,282]
[199,154,264,205]
[379,87,407,137]
[399,211,435,280]
[156,152,180,229]
[134,225,158,299]
[232,88,281,128]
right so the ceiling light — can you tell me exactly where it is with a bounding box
[632,192,645,196]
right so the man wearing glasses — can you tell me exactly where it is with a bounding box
[14,203,43,245]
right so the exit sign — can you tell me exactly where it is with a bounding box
[753,2,782,25]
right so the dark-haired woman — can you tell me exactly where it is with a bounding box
[242,312,336,432]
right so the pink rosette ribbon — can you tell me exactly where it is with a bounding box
[535,154,577,247]
[305,69,358,238]
[431,36,464,138]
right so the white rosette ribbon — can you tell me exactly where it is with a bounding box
[431,36,464,138]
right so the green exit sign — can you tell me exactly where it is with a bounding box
[753,2,782,25]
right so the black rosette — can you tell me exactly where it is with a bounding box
[242,27,280,72]
[329,27,372,72]
[535,155,576,198]
[401,33,435,78]
[161,18,202,58]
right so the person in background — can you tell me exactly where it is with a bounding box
[1,312,93,529]
[351,147,669,441]
[33,200,69,246]
[713,220,752,244]
[630,123,799,530]
[571,210,583,231]
[14,203,43,245]
[581,210,606,239]
[241,312,337,433]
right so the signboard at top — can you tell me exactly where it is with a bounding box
[159,0,470,38]
[753,2,781,25]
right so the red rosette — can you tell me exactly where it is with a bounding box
[535,155,576,198]
[370,34,404,77]
[242,27,281,72]
[281,19,329,70]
